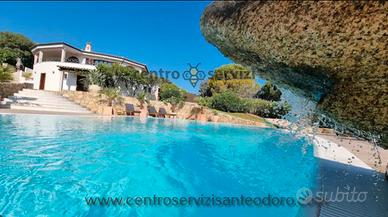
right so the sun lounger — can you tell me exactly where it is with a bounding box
[158,107,177,118]
[147,106,158,117]
[158,107,167,118]
[385,164,388,181]
[125,103,141,116]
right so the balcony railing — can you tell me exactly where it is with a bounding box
[42,57,61,62]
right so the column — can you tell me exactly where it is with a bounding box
[38,51,43,63]
[61,48,66,62]
[34,54,38,65]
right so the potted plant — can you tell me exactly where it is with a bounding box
[136,92,149,109]
[87,69,102,93]
[99,88,123,115]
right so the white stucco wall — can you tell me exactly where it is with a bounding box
[32,62,96,91]
[33,62,62,91]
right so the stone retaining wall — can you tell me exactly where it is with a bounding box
[61,90,269,127]
[0,83,28,100]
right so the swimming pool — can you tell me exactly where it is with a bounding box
[0,114,317,217]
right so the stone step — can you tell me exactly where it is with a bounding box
[14,92,63,98]
[13,93,76,101]
[9,102,90,111]
[10,104,92,114]
[7,96,81,106]
[2,89,93,114]
[19,89,59,96]
[20,89,59,94]
[3,100,89,110]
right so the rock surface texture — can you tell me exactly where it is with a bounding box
[201,1,387,145]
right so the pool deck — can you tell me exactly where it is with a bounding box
[313,136,372,170]
[315,158,388,217]
[317,134,388,173]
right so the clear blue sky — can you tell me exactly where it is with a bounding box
[0,1,233,93]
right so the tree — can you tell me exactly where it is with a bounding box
[255,81,282,101]
[208,64,259,98]
[0,32,35,68]
[209,79,259,98]
[212,64,254,80]
[199,80,212,97]
[159,83,185,111]
[0,64,14,82]
[90,63,162,96]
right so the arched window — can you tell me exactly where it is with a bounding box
[66,56,80,63]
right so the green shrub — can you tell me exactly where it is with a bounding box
[210,91,247,112]
[255,81,282,101]
[0,63,14,82]
[245,98,291,118]
[198,97,213,107]
[199,92,291,118]
[159,83,183,100]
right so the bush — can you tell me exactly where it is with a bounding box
[199,92,291,118]
[255,81,282,101]
[210,91,246,112]
[0,63,14,82]
[198,97,213,107]
[159,83,184,101]
[245,98,291,118]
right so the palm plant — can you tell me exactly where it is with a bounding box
[100,88,123,106]
[136,92,150,109]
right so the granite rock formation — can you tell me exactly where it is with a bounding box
[200,1,387,145]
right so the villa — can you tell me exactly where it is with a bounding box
[31,42,148,92]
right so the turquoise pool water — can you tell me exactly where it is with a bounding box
[0,114,317,217]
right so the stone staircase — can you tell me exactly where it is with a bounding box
[0,89,93,114]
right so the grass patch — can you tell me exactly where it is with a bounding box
[211,109,275,128]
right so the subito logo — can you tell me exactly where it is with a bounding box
[296,187,313,205]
